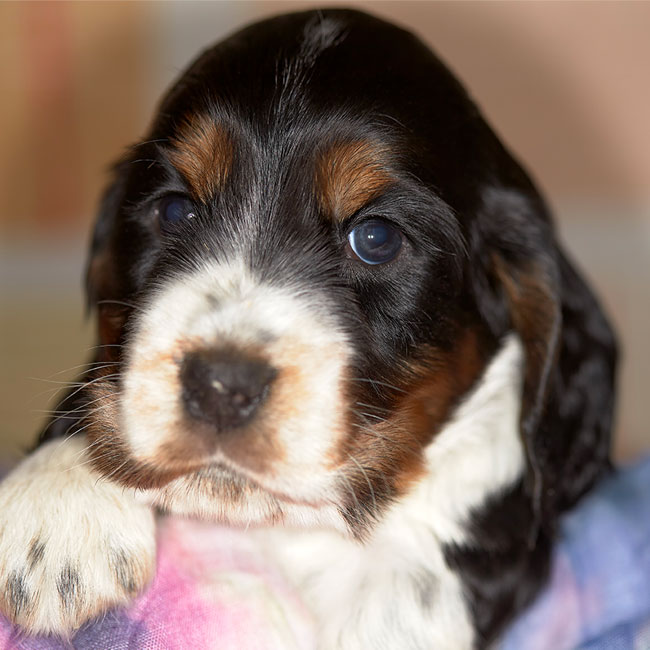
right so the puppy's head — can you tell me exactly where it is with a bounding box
[77,10,616,536]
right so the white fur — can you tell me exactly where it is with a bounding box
[417,332,525,545]
[264,334,525,649]
[144,467,349,535]
[0,437,156,635]
[122,258,353,501]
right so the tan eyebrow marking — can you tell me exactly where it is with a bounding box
[315,140,395,220]
[168,114,234,201]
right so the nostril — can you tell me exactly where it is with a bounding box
[180,349,276,432]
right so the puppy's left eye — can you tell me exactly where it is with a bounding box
[155,196,196,230]
[347,219,402,265]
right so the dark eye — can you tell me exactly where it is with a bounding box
[347,219,402,265]
[155,196,196,230]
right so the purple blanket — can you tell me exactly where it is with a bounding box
[2,457,649,649]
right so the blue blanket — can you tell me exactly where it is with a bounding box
[502,456,650,650]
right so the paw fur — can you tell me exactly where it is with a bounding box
[0,437,156,635]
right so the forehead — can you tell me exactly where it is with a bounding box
[144,9,493,223]
[168,113,397,222]
[146,13,438,217]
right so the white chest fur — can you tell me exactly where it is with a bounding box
[266,335,525,650]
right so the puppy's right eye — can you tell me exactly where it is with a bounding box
[155,196,196,231]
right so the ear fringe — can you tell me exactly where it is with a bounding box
[493,254,562,546]
[475,185,616,544]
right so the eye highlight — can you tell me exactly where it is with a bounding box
[155,196,197,231]
[347,219,402,265]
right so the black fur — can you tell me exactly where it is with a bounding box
[110,549,138,594]
[26,539,45,571]
[37,9,617,647]
[56,564,82,611]
[6,571,30,619]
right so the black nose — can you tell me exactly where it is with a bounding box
[180,349,276,432]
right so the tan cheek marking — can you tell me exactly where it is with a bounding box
[315,140,394,220]
[341,329,488,498]
[85,360,204,489]
[119,340,291,477]
[126,344,217,469]
[168,115,233,201]
[259,365,305,426]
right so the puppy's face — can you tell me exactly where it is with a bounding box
[78,10,614,537]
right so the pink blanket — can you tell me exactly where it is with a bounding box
[1,518,315,650]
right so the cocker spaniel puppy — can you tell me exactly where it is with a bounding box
[0,9,617,649]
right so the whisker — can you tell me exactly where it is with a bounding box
[64,440,111,474]
[29,377,96,387]
[129,158,163,169]
[347,454,377,513]
[28,371,118,403]
[347,377,406,394]
[354,401,392,414]
[337,471,364,518]
[96,299,143,313]
[53,425,94,455]
[37,389,117,425]
[48,360,122,379]
[65,454,106,475]
[61,419,99,443]
[350,421,421,462]
[97,457,131,486]
[74,399,117,420]
[132,137,169,148]
[28,385,83,403]
[354,411,386,423]
[83,343,123,354]
[47,372,120,409]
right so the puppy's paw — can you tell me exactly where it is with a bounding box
[0,437,156,636]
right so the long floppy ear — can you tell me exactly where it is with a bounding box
[85,175,123,308]
[471,187,617,532]
[84,167,131,362]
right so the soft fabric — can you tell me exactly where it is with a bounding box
[502,456,650,650]
[1,457,649,650]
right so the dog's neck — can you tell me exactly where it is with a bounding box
[266,335,526,649]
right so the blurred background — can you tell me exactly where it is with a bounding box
[1,1,648,464]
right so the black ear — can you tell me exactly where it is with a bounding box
[84,166,132,359]
[85,178,121,308]
[471,187,618,531]
[534,246,617,511]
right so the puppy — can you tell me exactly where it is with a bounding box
[0,9,617,649]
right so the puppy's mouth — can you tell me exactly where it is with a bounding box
[83,357,345,508]
[83,263,356,508]
[82,261,466,533]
